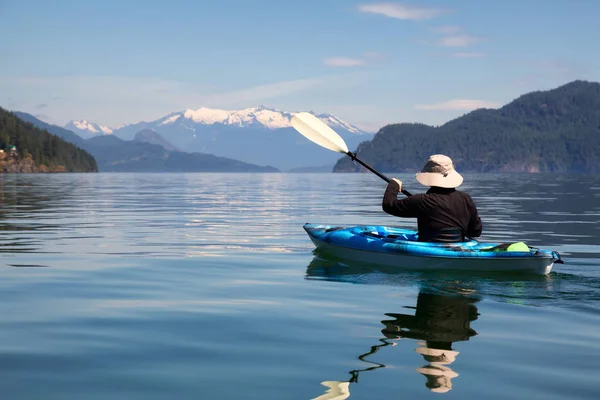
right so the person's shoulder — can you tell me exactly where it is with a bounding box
[454,189,475,199]
[456,189,478,205]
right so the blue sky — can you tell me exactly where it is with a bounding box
[1,0,598,131]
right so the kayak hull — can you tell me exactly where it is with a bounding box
[303,223,561,275]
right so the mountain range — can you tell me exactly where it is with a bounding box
[14,112,278,173]
[60,106,372,171]
[13,80,598,175]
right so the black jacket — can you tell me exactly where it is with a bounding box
[382,181,482,241]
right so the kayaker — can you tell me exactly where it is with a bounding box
[382,154,482,243]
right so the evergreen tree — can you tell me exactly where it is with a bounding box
[0,107,98,172]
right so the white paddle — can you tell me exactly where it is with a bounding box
[291,112,412,196]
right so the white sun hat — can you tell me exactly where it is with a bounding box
[415,154,464,188]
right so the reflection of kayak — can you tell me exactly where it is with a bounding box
[303,223,564,275]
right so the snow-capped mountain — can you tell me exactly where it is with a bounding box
[154,105,365,133]
[64,106,365,138]
[61,106,372,170]
[107,106,372,170]
[64,120,114,138]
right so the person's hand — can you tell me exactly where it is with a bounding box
[392,178,402,191]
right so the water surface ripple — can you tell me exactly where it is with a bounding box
[0,173,598,399]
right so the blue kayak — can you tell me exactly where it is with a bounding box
[303,223,564,275]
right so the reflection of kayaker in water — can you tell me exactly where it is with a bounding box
[381,291,479,393]
[312,289,480,399]
[382,154,483,243]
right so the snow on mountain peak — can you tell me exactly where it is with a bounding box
[65,119,113,135]
[183,107,231,124]
[315,113,362,134]
[160,106,365,133]
[159,114,182,126]
[67,106,366,140]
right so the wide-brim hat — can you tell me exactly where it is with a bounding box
[415,346,460,364]
[415,154,463,188]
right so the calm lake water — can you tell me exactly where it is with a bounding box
[0,172,599,399]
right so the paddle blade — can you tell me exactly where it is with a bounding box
[291,112,349,154]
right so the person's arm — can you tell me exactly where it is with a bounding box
[382,179,420,218]
[465,195,483,237]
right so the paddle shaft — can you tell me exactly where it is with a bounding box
[347,152,412,197]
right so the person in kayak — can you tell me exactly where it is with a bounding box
[382,154,482,243]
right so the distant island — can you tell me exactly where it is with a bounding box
[334,80,600,173]
[0,107,97,172]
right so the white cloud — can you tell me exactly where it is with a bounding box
[204,77,324,106]
[324,57,365,67]
[415,99,500,111]
[428,26,486,49]
[437,34,484,47]
[357,3,447,20]
[323,52,386,67]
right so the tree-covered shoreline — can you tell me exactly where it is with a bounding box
[1,108,97,173]
[334,80,600,174]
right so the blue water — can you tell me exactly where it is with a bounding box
[0,172,599,399]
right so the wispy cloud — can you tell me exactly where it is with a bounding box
[35,103,48,109]
[415,99,500,111]
[357,3,448,20]
[5,72,369,126]
[205,72,372,107]
[204,77,324,106]
[427,26,486,48]
[10,75,327,107]
[437,34,484,47]
[323,52,386,67]
[324,57,365,67]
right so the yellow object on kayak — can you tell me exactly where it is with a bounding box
[481,241,530,252]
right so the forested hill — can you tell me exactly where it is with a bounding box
[0,108,97,172]
[334,80,600,173]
